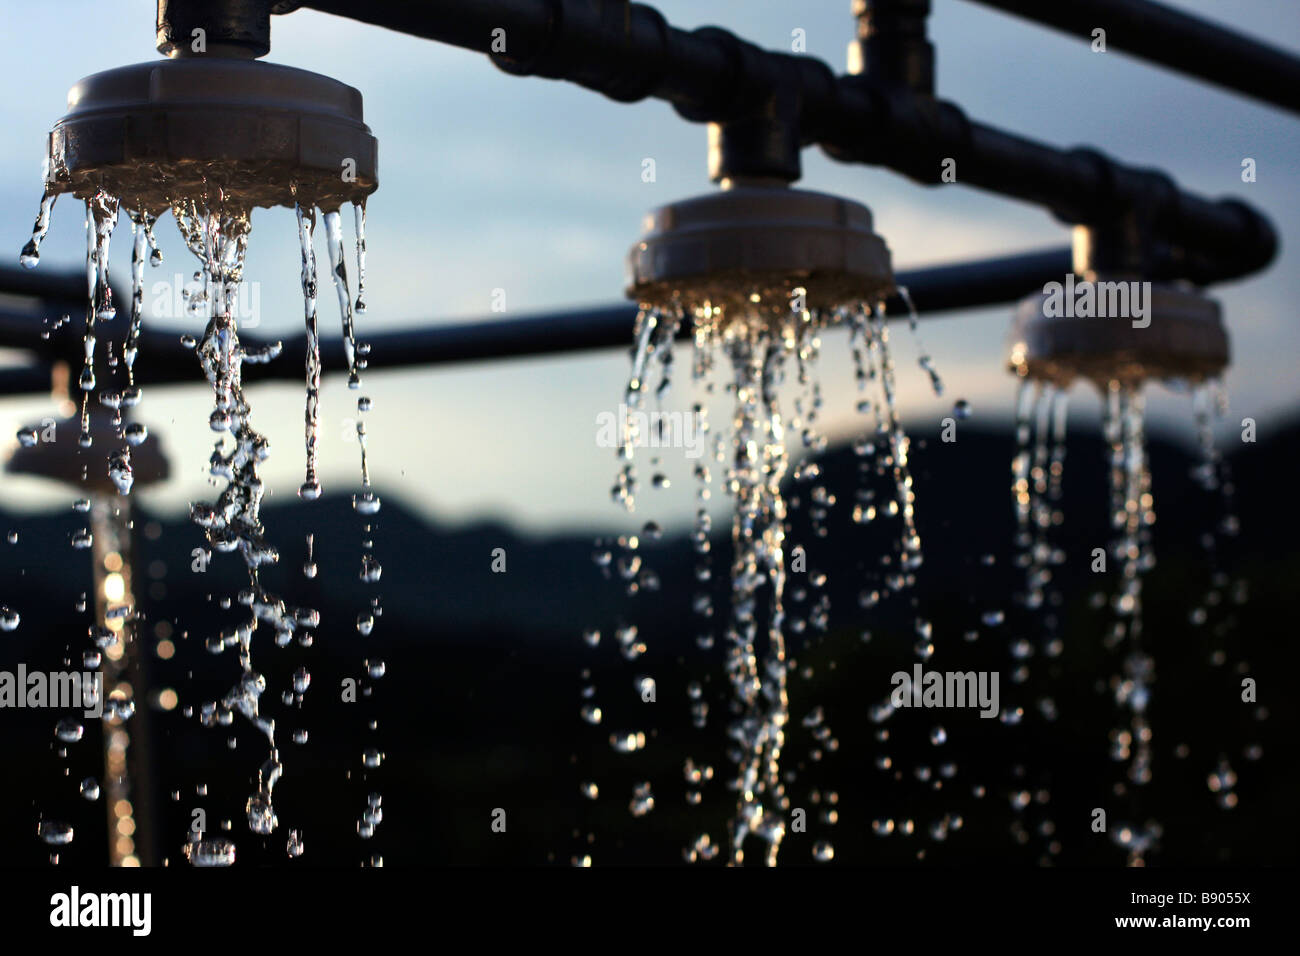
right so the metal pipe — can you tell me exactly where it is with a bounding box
[960,0,1300,115]
[157,0,274,58]
[284,0,1279,283]
[0,247,1072,393]
[0,264,87,305]
[849,0,934,95]
[92,498,162,867]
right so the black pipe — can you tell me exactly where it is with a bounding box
[851,0,935,95]
[0,247,1073,394]
[157,0,273,58]
[0,264,86,305]
[286,0,1279,284]
[885,246,1070,314]
[961,0,1300,115]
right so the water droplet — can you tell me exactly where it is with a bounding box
[187,837,236,866]
[610,731,646,753]
[0,607,19,631]
[629,782,655,817]
[37,821,74,846]
[80,777,100,800]
[247,794,278,835]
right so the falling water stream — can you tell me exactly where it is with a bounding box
[1006,379,1069,861]
[591,288,949,866]
[17,183,379,865]
[11,183,1261,870]
[1003,372,1255,866]
[1096,383,1149,864]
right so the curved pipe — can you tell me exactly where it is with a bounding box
[287,0,1279,284]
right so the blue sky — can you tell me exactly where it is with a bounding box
[1,0,1297,532]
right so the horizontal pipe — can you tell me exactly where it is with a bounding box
[0,247,1071,395]
[961,0,1300,115]
[0,363,57,396]
[287,0,1279,284]
[0,264,87,305]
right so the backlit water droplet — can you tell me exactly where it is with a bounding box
[38,821,74,846]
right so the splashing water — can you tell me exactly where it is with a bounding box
[1187,381,1256,813]
[847,304,923,576]
[1006,379,1069,861]
[19,181,378,860]
[600,290,936,866]
[712,301,795,866]
[1097,381,1161,865]
[173,196,301,847]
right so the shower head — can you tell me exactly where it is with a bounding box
[43,56,377,216]
[626,182,893,321]
[1007,279,1229,389]
[6,414,170,495]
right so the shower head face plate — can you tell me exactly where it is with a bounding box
[44,58,377,215]
[1008,281,1229,388]
[626,185,894,316]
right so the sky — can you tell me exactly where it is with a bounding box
[0,0,1297,533]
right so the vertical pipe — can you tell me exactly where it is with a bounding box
[92,498,159,866]
[850,0,935,94]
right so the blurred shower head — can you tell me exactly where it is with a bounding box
[1007,279,1229,389]
[6,413,170,495]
